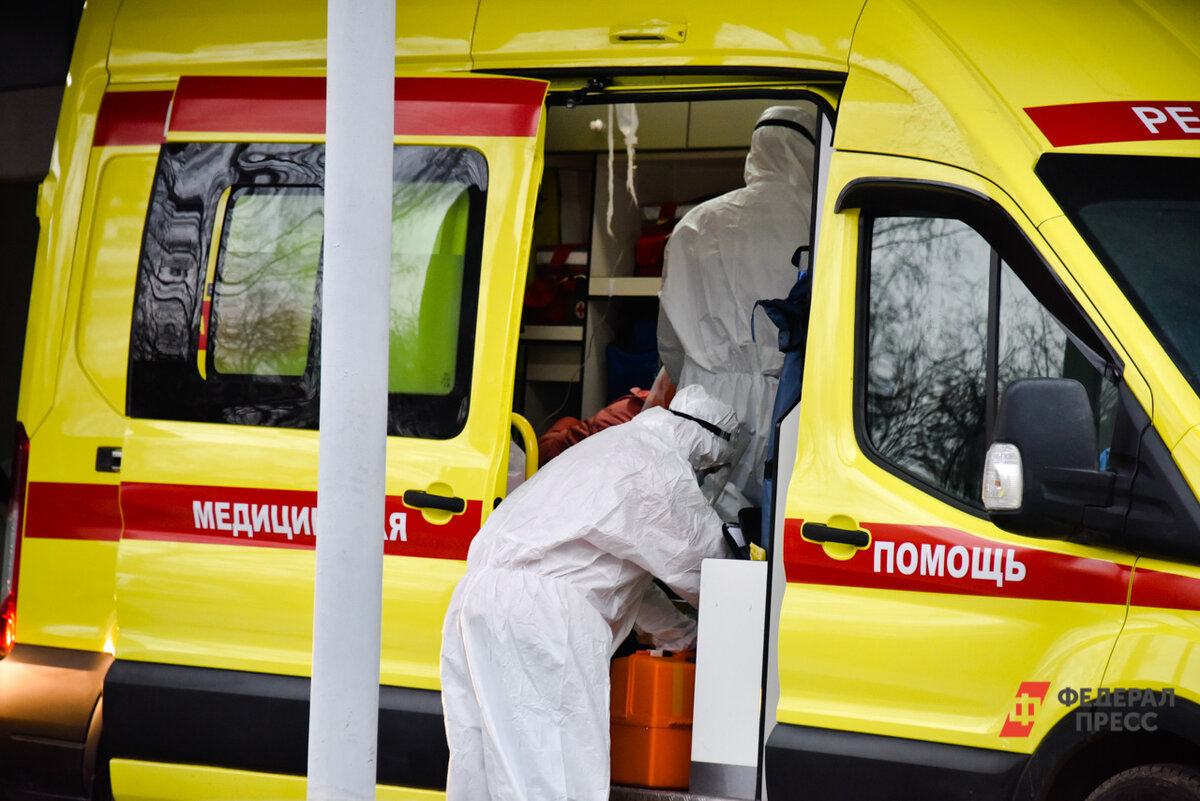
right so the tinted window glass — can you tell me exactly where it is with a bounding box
[211,187,323,377]
[998,264,1119,454]
[388,179,470,395]
[865,216,990,504]
[997,263,1065,391]
[862,206,1117,509]
[1037,154,1200,394]
[129,142,487,439]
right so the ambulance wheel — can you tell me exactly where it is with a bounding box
[1085,764,1200,801]
[88,747,113,801]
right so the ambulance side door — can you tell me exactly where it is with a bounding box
[766,153,1137,800]
[107,76,545,786]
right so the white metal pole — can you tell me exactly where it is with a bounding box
[308,0,395,798]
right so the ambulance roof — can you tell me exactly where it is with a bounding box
[104,0,866,80]
[840,0,1200,158]
[836,0,1199,222]
[101,0,1198,173]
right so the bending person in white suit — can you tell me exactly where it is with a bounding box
[440,385,738,801]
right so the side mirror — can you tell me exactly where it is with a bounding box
[983,378,1116,539]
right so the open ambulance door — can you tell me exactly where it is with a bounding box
[104,75,547,792]
[509,80,836,797]
[755,103,835,800]
[495,78,838,800]
[684,102,835,801]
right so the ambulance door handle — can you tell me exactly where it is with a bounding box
[802,522,869,548]
[95,446,122,473]
[610,22,687,43]
[403,489,466,514]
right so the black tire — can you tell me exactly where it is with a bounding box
[1086,764,1200,801]
[89,749,113,801]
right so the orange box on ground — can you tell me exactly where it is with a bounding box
[610,649,696,789]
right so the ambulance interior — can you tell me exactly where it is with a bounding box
[515,92,818,454]
[512,91,822,796]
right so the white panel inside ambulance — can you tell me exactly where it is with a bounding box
[511,89,831,798]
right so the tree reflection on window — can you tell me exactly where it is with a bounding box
[129,142,486,439]
[865,216,990,505]
[210,156,476,396]
[389,181,469,396]
[864,213,1117,508]
[212,187,323,377]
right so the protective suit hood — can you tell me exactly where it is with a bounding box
[666,384,740,471]
[744,105,816,190]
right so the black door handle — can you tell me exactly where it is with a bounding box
[96,446,122,473]
[403,490,466,514]
[802,522,869,548]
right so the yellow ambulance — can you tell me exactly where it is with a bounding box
[2,0,1199,799]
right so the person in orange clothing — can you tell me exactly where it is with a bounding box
[537,369,676,463]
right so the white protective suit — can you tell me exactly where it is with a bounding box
[440,385,737,801]
[658,105,816,507]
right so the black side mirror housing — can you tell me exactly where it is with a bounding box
[985,378,1117,539]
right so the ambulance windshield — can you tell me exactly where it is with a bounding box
[1037,154,1200,394]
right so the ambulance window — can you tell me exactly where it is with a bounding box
[129,142,486,439]
[863,216,991,505]
[387,172,473,397]
[211,186,323,377]
[860,201,1117,510]
[997,265,1119,453]
[1037,154,1200,396]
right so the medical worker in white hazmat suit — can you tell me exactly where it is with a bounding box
[440,385,738,801]
[658,105,815,507]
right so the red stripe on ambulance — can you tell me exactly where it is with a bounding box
[26,481,480,561]
[92,76,546,148]
[93,91,173,147]
[168,75,547,138]
[23,482,122,541]
[783,519,1130,605]
[1130,567,1200,612]
[1025,101,1200,147]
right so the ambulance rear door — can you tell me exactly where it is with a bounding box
[104,74,546,788]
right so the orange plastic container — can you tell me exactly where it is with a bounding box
[610,649,696,789]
